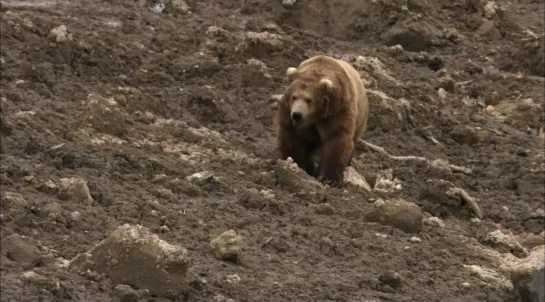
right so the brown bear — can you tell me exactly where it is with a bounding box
[274,55,370,186]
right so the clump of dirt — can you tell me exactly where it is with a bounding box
[1,0,543,301]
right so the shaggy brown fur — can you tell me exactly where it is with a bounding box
[274,55,370,186]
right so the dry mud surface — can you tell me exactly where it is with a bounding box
[1,0,544,301]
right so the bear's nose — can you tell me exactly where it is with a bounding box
[291,112,302,122]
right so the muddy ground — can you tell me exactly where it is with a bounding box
[0,0,544,301]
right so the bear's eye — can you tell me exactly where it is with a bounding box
[304,98,311,104]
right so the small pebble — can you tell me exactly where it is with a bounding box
[160,225,170,233]
[226,274,241,285]
[70,211,81,221]
[409,236,422,243]
[470,218,481,225]
[485,105,497,115]
[461,282,470,288]
[437,88,447,99]
[379,270,403,289]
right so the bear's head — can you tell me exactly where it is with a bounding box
[283,66,342,127]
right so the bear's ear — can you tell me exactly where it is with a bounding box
[286,67,297,78]
[319,78,334,92]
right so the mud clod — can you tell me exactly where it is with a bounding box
[510,245,545,302]
[365,199,424,233]
[68,224,191,298]
[482,229,528,257]
[58,178,93,205]
[210,230,242,263]
[85,94,127,136]
[274,158,326,203]
[1,234,41,268]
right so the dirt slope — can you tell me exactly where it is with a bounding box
[1,0,543,301]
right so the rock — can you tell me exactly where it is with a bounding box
[236,59,274,88]
[483,1,498,19]
[242,32,286,57]
[373,169,403,195]
[379,270,403,289]
[516,232,545,250]
[510,245,545,302]
[450,125,479,145]
[48,25,72,43]
[206,26,228,38]
[212,99,239,122]
[470,218,482,226]
[438,75,456,93]
[213,294,235,302]
[423,216,445,228]
[494,98,543,130]
[476,19,500,40]
[382,21,441,52]
[70,211,81,222]
[505,34,544,77]
[175,53,221,79]
[168,0,191,14]
[409,236,422,243]
[273,158,326,203]
[68,224,191,298]
[58,178,93,205]
[443,27,460,42]
[383,44,404,56]
[41,202,63,219]
[281,0,297,9]
[483,229,528,257]
[437,88,447,100]
[210,229,242,263]
[465,264,513,290]
[359,89,409,130]
[342,55,398,88]
[1,191,28,209]
[114,284,140,302]
[238,188,268,209]
[85,94,127,136]
[20,270,58,290]
[314,203,336,215]
[344,167,371,192]
[365,199,423,233]
[225,274,241,286]
[1,234,41,267]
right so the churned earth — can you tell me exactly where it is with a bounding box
[0,0,544,301]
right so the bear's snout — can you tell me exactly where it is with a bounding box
[291,112,303,123]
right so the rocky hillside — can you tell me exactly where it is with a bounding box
[0,0,543,301]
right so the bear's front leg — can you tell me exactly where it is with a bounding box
[277,127,314,176]
[317,134,354,187]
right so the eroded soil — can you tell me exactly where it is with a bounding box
[1,0,544,301]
